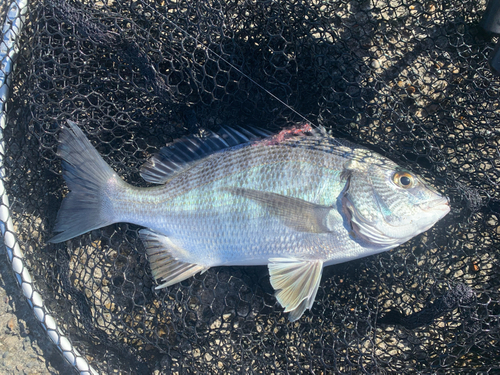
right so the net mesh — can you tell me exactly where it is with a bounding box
[4,0,500,373]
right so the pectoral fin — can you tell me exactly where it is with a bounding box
[139,229,209,289]
[268,258,323,321]
[224,187,332,233]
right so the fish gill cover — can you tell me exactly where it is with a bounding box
[2,0,500,373]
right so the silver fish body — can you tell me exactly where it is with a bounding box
[50,121,450,321]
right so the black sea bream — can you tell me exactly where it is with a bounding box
[50,121,450,321]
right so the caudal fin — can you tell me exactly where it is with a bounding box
[49,120,119,243]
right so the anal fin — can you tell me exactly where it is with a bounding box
[139,229,208,289]
[268,257,323,321]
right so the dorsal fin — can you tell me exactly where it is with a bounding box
[140,126,271,184]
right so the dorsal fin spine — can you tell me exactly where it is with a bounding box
[140,126,266,184]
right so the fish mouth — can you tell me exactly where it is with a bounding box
[419,196,450,214]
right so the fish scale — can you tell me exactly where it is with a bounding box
[113,158,345,263]
[49,121,450,321]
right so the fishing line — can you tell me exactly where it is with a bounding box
[139,0,317,128]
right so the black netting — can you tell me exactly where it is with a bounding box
[4,0,500,373]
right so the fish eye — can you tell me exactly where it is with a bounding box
[392,171,415,189]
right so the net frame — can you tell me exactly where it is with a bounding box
[0,0,96,373]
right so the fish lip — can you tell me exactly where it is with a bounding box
[419,196,450,213]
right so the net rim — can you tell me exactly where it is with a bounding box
[0,1,97,374]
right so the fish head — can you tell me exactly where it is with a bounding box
[342,153,450,250]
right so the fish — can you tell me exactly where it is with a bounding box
[49,121,450,321]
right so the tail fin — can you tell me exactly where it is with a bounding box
[49,120,119,243]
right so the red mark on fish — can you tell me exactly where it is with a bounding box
[256,123,314,146]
